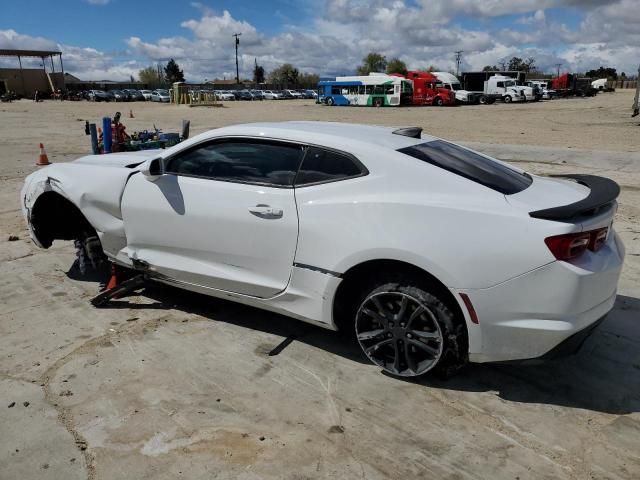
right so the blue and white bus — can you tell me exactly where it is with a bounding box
[318,73,413,107]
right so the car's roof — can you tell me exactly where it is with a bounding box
[210,121,437,152]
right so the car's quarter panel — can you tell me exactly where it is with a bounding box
[120,173,299,298]
[463,230,624,362]
[293,147,575,290]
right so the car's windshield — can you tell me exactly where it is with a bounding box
[450,83,461,91]
[397,140,532,195]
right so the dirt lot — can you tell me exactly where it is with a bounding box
[1,91,639,480]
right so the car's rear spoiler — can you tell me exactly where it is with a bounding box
[529,174,620,221]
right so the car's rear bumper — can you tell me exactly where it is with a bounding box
[459,230,624,363]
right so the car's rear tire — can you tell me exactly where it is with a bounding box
[433,96,444,106]
[503,95,512,103]
[354,281,467,378]
[478,95,488,105]
[326,97,335,106]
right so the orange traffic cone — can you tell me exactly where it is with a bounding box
[36,143,50,166]
[129,109,134,118]
[106,264,119,290]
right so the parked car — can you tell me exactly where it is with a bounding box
[111,90,130,102]
[250,90,265,100]
[542,88,557,100]
[214,90,235,101]
[283,89,302,99]
[300,90,318,99]
[139,90,153,101]
[262,90,283,100]
[124,89,145,101]
[87,90,111,102]
[21,122,625,378]
[151,90,170,102]
[236,89,254,100]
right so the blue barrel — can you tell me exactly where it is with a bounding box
[102,116,112,154]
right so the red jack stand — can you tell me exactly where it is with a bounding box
[90,264,147,307]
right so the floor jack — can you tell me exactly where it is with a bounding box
[90,264,147,307]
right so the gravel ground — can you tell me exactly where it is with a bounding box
[1,91,638,480]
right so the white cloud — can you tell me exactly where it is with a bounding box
[85,0,111,5]
[2,1,639,81]
[0,29,58,51]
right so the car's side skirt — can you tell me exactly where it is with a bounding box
[150,265,341,330]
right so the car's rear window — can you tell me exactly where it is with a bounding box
[397,140,532,194]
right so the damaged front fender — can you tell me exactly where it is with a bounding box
[21,158,142,256]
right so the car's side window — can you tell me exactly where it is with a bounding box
[294,146,364,186]
[165,140,305,187]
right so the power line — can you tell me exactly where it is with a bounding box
[232,33,242,84]
[454,50,463,76]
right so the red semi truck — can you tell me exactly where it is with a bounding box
[551,73,597,97]
[391,71,456,106]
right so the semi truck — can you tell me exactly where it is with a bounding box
[392,71,455,106]
[551,73,597,97]
[432,72,484,104]
[460,73,526,103]
[462,71,536,102]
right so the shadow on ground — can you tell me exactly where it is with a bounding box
[67,262,640,415]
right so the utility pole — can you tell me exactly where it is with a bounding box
[454,50,463,76]
[233,33,242,84]
[555,63,562,78]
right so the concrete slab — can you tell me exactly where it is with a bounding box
[1,98,639,479]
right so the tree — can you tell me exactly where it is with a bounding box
[130,74,135,83]
[357,52,387,75]
[585,66,617,80]
[253,60,265,84]
[138,65,164,88]
[298,72,320,88]
[386,58,407,76]
[267,64,299,87]
[164,59,185,83]
[507,56,536,72]
[482,65,499,72]
[418,65,440,73]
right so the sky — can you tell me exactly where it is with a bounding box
[1,0,639,82]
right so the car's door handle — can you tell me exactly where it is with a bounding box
[248,204,283,219]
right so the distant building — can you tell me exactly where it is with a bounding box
[63,73,147,91]
[0,48,64,97]
[206,78,252,88]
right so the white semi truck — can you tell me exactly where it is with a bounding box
[434,71,532,104]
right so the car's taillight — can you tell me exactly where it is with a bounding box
[545,227,609,260]
[589,227,609,252]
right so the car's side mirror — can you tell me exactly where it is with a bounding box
[141,158,163,180]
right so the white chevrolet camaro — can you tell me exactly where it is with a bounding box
[21,122,625,377]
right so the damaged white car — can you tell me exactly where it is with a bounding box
[22,122,625,377]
